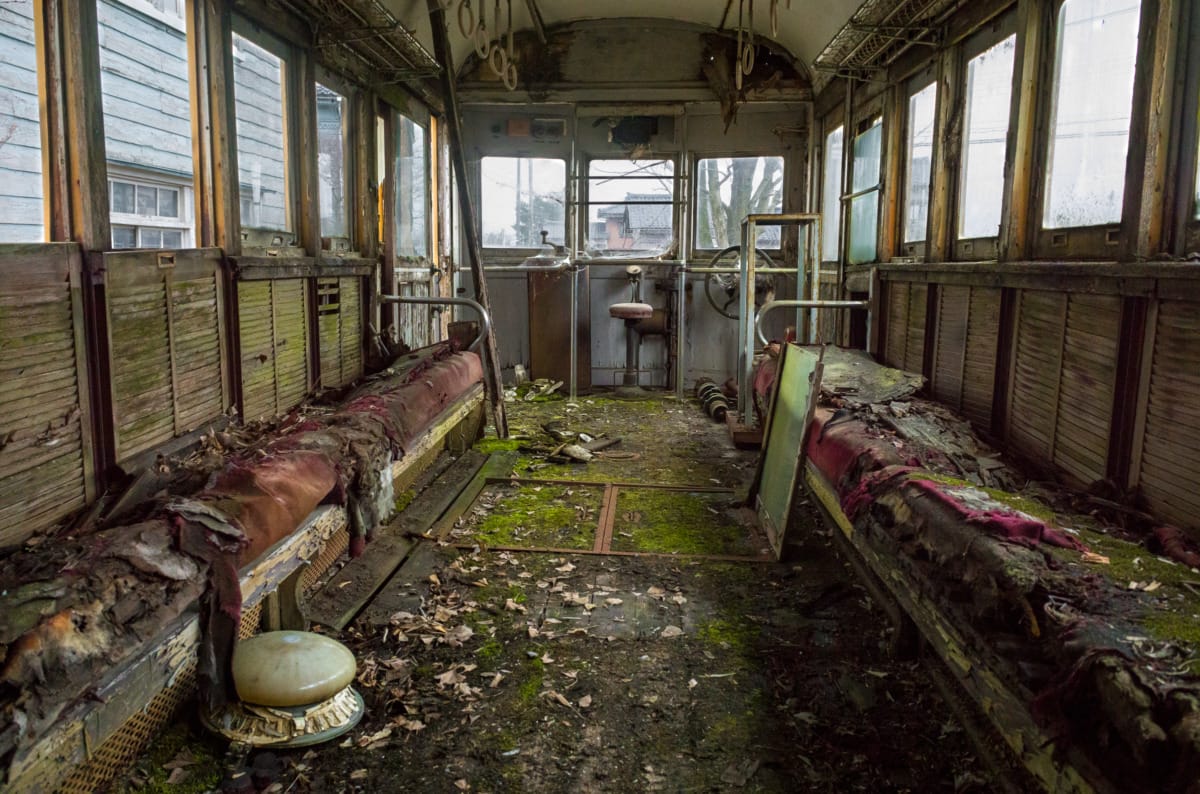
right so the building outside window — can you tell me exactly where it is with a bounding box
[480,156,566,248]
[108,171,193,248]
[0,0,44,243]
[586,159,675,256]
[694,156,784,250]
[903,83,936,244]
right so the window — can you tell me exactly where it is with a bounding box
[694,156,784,249]
[316,83,348,240]
[97,0,194,249]
[0,0,44,243]
[903,83,936,244]
[480,156,566,248]
[1043,0,1141,229]
[959,34,1016,239]
[821,126,844,261]
[108,172,192,248]
[586,159,675,256]
[847,118,882,264]
[395,115,427,258]
[232,32,289,232]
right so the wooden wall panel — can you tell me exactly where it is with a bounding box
[931,285,1001,431]
[884,281,910,370]
[106,251,228,461]
[1008,289,1066,463]
[1053,294,1120,485]
[1137,300,1200,531]
[0,245,92,549]
[316,277,362,389]
[932,285,969,410]
[238,279,311,420]
[902,286,926,377]
[339,277,362,384]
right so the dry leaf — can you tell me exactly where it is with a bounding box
[661,625,683,638]
[1144,580,1162,592]
[166,768,190,785]
[605,598,623,606]
[578,694,592,708]
[350,769,369,782]
[505,598,527,613]
[647,586,666,599]
[688,678,698,690]
[429,573,441,587]
[1081,552,1111,565]
[454,779,470,790]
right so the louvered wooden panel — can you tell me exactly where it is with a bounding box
[902,284,927,376]
[317,278,342,388]
[106,251,228,461]
[339,277,362,384]
[932,285,969,410]
[272,279,310,412]
[1053,294,1119,485]
[0,244,93,549]
[884,281,910,370]
[961,287,1000,429]
[1008,289,1066,463]
[1138,300,1200,531]
[239,281,277,421]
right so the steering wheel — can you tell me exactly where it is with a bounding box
[704,244,778,320]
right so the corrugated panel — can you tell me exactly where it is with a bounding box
[961,287,1000,429]
[1008,289,1066,463]
[1053,294,1119,485]
[884,281,910,370]
[239,281,277,421]
[1138,300,1200,531]
[0,245,91,549]
[272,279,309,412]
[106,252,227,461]
[932,285,969,410]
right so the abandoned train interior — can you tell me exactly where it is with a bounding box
[2,0,1200,790]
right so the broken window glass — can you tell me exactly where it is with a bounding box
[903,82,937,244]
[316,83,347,240]
[847,119,882,265]
[1043,0,1141,229]
[959,34,1016,239]
[232,32,289,232]
[481,157,566,248]
[97,0,194,248]
[0,0,44,243]
[586,159,675,257]
[821,126,844,262]
[694,156,784,250]
[395,115,428,258]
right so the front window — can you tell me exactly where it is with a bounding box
[232,32,289,232]
[694,156,784,250]
[480,156,566,248]
[586,159,675,256]
[821,126,844,261]
[1043,0,1141,229]
[959,34,1016,239]
[109,173,191,248]
[0,0,44,243]
[903,83,937,244]
[98,0,194,249]
[316,83,348,240]
[848,118,882,265]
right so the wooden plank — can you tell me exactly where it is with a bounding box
[431,451,520,540]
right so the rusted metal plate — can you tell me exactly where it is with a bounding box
[528,269,590,388]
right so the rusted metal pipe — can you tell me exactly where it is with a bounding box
[380,294,491,352]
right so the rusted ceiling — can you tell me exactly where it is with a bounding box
[386,0,869,72]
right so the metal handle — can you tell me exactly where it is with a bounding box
[380,294,492,352]
[482,258,575,272]
[754,299,868,347]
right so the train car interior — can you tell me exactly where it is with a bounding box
[2,0,1199,791]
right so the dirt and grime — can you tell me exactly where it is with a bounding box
[120,395,989,793]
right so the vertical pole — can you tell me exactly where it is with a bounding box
[738,218,757,425]
[427,0,508,437]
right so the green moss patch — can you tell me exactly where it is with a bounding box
[464,483,603,549]
[473,437,525,454]
[116,721,224,793]
[610,489,756,556]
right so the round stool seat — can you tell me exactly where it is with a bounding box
[609,302,653,320]
[232,631,357,707]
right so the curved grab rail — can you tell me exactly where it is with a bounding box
[754,299,869,347]
[380,294,492,352]
[482,257,575,272]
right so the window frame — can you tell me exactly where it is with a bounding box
[952,14,1018,261]
[581,155,679,259]
[230,16,296,242]
[819,109,845,265]
[392,108,431,261]
[899,66,938,259]
[690,152,787,257]
[313,67,354,248]
[1032,0,1145,258]
[1178,4,1200,255]
[479,155,569,251]
[846,111,885,266]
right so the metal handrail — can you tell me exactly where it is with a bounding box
[379,294,492,352]
[482,257,574,272]
[754,299,870,347]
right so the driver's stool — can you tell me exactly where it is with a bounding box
[609,301,653,396]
